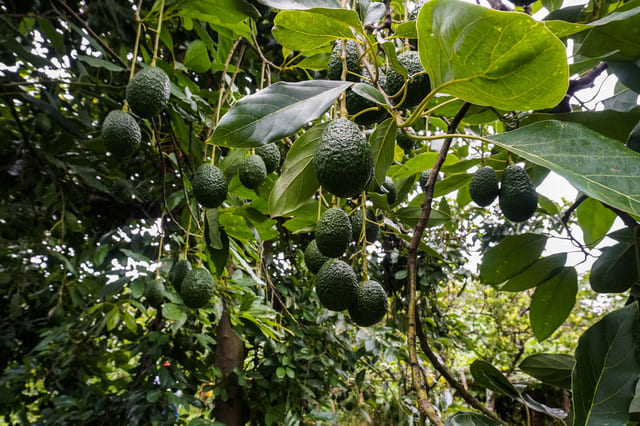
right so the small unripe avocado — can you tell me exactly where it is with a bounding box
[469,166,500,207]
[192,163,228,208]
[499,165,538,222]
[255,143,281,173]
[239,154,267,189]
[180,267,214,309]
[381,176,398,205]
[314,119,374,198]
[419,169,442,189]
[351,209,380,243]
[304,240,330,274]
[170,259,192,293]
[385,51,430,108]
[145,279,165,307]
[101,110,141,157]
[315,207,352,258]
[348,280,388,327]
[327,40,361,82]
[396,128,415,152]
[126,66,171,118]
[315,259,358,311]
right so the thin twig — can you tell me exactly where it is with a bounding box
[556,62,609,112]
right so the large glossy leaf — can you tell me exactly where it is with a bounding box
[608,61,640,94]
[390,153,459,178]
[572,303,640,426]
[530,267,578,341]
[576,197,617,246]
[500,253,567,292]
[256,0,341,9]
[444,412,502,426]
[416,0,568,110]
[272,8,362,51]
[209,81,351,148]
[268,123,325,217]
[488,121,640,217]
[578,2,640,61]
[519,353,575,389]
[589,242,637,293]
[369,119,397,186]
[521,109,640,142]
[470,360,520,399]
[479,234,547,285]
[184,40,211,73]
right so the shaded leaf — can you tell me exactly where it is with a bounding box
[576,197,617,246]
[256,0,341,9]
[572,303,640,425]
[470,360,520,399]
[77,55,125,72]
[445,412,502,426]
[501,253,567,292]
[369,118,397,186]
[417,0,568,110]
[488,121,640,217]
[390,153,459,178]
[184,40,211,73]
[590,242,637,293]
[209,80,351,148]
[530,267,578,341]
[480,234,547,285]
[519,353,575,389]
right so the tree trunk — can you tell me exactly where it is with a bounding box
[214,304,247,425]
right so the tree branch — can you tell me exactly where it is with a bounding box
[365,0,392,32]
[556,62,609,112]
[406,102,470,424]
[415,312,508,425]
[485,0,511,11]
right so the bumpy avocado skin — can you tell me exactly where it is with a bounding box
[170,259,192,293]
[192,163,228,208]
[348,280,388,327]
[315,259,358,311]
[385,51,430,108]
[180,267,214,309]
[327,40,361,82]
[304,240,330,274]
[101,110,141,156]
[126,67,171,118]
[346,69,390,126]
[255,143,281,173]
[351,209,380,243]
[314,119,374,198]
[499,165,538,222]
[469,166,500,207]
[315,207,352,258]
[239,154,267,189]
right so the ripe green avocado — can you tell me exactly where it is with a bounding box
[315,207,352,258]
[385,51,430,109]
[192,163,228,208]
[126,66,171,118]
[346,69,390,126]
[239,154,267,189]
[255,143,281,173]
[145,279,165,307]
[180,267,214,309]
[499,165,538,222]
[315,259,358,311]
[351,209,380,243]
[314,119,374,198]
[101,110,141,157]
[170,258,192,293]
[348,280,388,327]
[469,166,500,207]
[327,39,361,82]
[304,240,330,274]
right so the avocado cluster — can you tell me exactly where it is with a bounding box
[346,68,390,126]
[327,39,361,82]
[469,165,538,222]
[386,51,430,109]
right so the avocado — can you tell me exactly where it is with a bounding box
[469,166,500,207]
[327,39,361,82]
[315,207,352,258]
[239,154,267,189]
[101,110,141,157]
[396,128,415,152]
[380,176,398,205]
[313,119,374,198]
[192,163,228,208]
[126,66,171,118]
[315,259,358,311]
[348,280,388,327]
[351,209,380,243]
[145,279,165,307]
[385,51,430,108]
[499,165,538,222]
[180,267,214,309]
[346,68,390,126]
[419,169,442,189]
[304,240,330,274]
[255,143,281,173]
[170,258,192,293]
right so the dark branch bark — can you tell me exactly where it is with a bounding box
[555,62,609,112]
[365,0,392,32]
[486,0,511,11]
